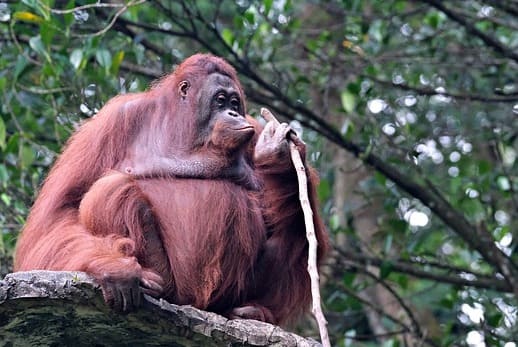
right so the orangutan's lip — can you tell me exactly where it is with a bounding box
[234,126,254,131]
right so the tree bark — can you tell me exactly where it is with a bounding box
[0,271,321,347]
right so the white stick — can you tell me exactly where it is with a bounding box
[260,108,330,347]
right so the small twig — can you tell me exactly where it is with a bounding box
[37,0,147,38]
[260,108,330,347]
[37,0,141,14]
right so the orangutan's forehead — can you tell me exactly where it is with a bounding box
[207,73,236,88]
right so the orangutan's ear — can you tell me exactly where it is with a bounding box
[178,80,190,98]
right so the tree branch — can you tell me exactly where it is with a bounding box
[484,0,518,17]
[418,0,518,63]
[1,271,321,346]
[336,248,512,292]
[336,258,439,347]
[261,108,330,347]
[369,77,518,103]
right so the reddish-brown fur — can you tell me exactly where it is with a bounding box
[14,54,328,325]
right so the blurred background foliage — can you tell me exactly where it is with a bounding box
[0,0,517,346]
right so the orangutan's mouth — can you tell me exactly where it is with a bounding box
[234,126,254,131]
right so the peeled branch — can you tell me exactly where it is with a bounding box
[260,108,330,347]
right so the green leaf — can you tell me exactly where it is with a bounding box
[233,16,244,30]
[0,234,4,255]
[380,261,393,279]
[383,233,393,254]
[110,51,125,75]
[394,0,407,12]
[496,176,510,191]
[221,28,234,47]
[317,178,331,201]
[387,219,407,234]
[341,91,356,113]
[70,49,83,70]
[342,120,355,139]
[394,274,408,289]
[21,0,50,19]
[347,82,361,95]
[20,145,35,168]
[40,20,55,48]
[13,11,43,23]
[14,55,29,81]
[29,35,45,55]
[373,171,386,185]
[365,64,378,75]
[95,49,112,69]
[382,338,400,347]
[0,117,6,150]
[0,164,8,182]
[5,133,19,154]
[329,213,341,231]
[368,20,384,42]
[493,226,509,241]
[29,35,51,62]
[263,0,273,15]
[244,10,255,25]
[478,160,491,174]
[487,312,503,327]
[440,292,455,309]
[0,193,10,206]
[425,12,440,29]
[342,272,356,287]
[63,0,76,28]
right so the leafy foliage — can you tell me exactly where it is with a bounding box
[0,1,516,346]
